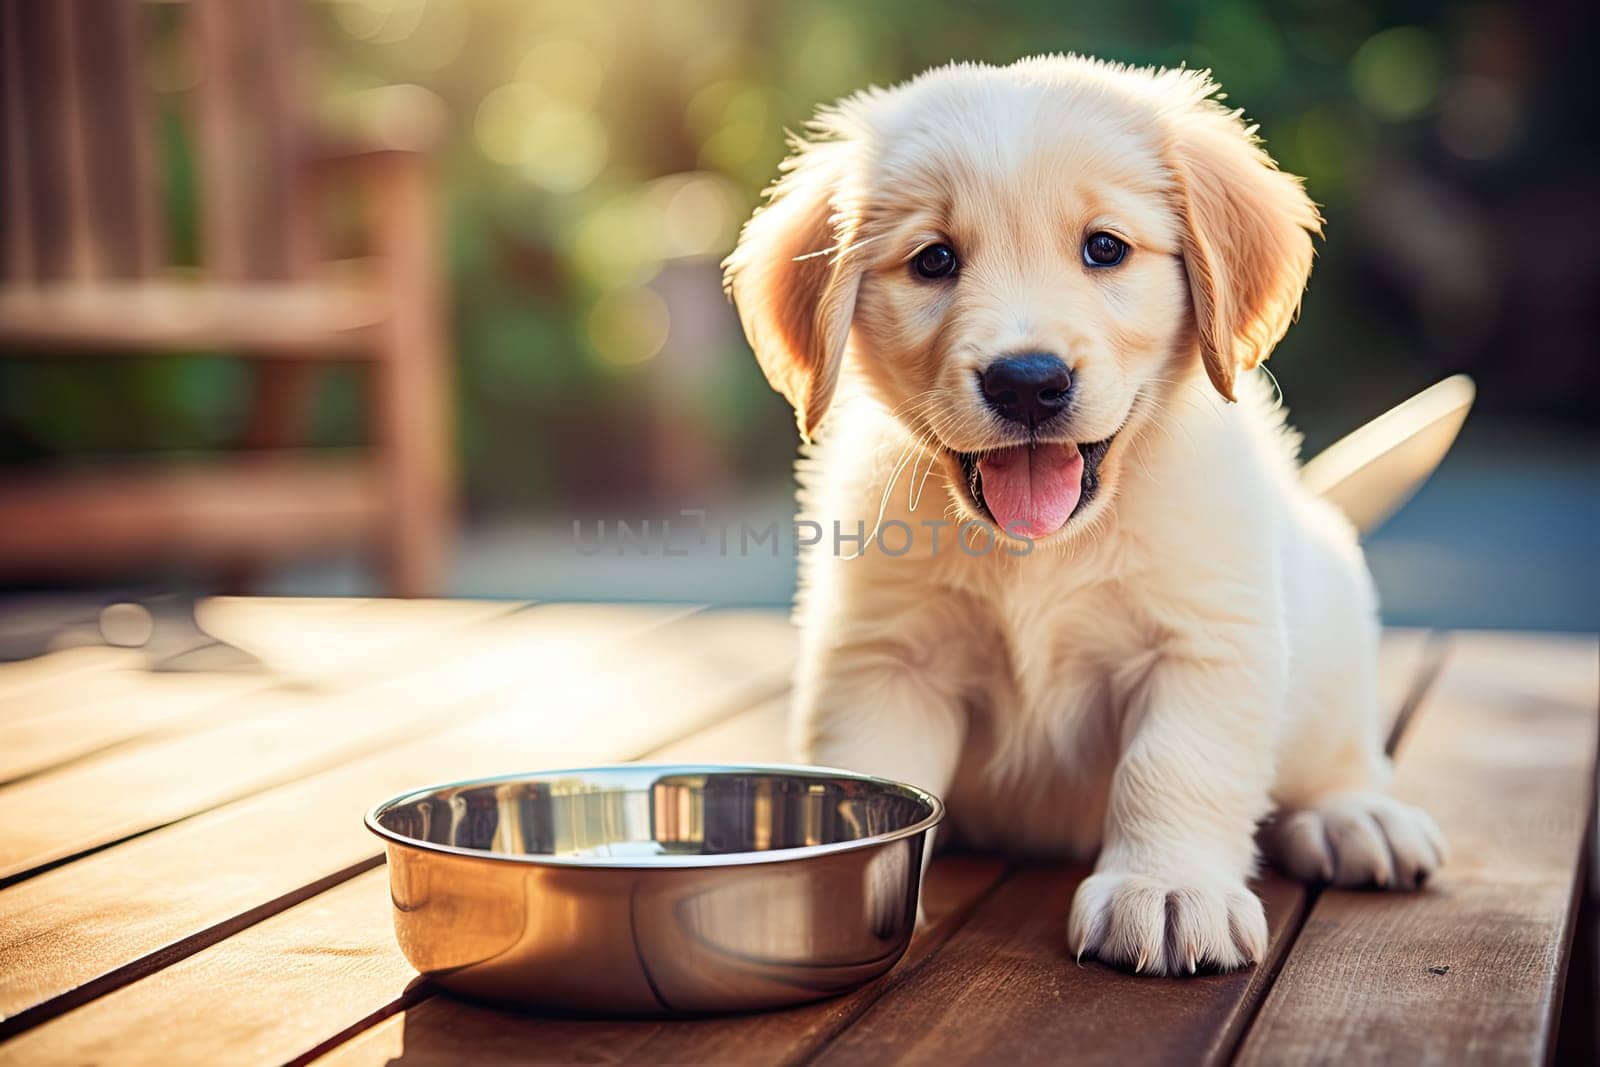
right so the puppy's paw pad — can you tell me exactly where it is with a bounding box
[1267,791,1444,890]
[1067,871,1265,976]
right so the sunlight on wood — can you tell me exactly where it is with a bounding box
[194,597,511,683]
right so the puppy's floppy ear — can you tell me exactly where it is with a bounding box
[723,141,861,442]
[1168,92,1321,401]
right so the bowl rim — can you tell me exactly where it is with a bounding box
[364,762,945,870]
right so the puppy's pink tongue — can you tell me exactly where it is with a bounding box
[977,444,1084,539]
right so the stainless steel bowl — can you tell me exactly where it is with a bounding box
[365,764,943,1015]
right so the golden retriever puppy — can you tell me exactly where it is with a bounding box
[724,55,1445,975]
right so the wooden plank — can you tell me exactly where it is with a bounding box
[0,0,38,281]
[0,609,786,1032]
[0,593,308,691]
[190,0,311,281]
[68,0,160,279]
[645,692,791,762]
[0,599,513,783]
[0,453,387,577]
[0,671,263,784]
[0,0,159,283]
[191,596,516,687]
[0,597,485,718]
[0,598,443,723]
[0,869,409,1067]
[0,279,387,353]
[0,601,596,882]
[309,697,1008,1067]
[792,630,1441,1066]
[0,689,400,881]
[807,867,1306,1067]
[1236,632,1599,1065]
[369,148,453,598]
[0,647,138,703]
[0,612,798,1060]
[10,0,84,280]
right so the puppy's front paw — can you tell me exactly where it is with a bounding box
[1067,870,1267,976]
[1266,791,1445,890]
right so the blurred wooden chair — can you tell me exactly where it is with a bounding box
[0,0,453,596]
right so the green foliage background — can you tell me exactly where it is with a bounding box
[3,0,1581,516]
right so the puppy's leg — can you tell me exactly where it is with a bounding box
[793,641,965,934]
[793,655,964,795]
[1068,655,1275,976]
[1263,628,1445,890]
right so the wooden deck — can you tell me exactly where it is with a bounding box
[0,599,1593,1065]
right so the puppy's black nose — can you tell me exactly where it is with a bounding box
[980,353,1072,428]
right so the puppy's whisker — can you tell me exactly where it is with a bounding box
[1182,381,1229,427]
[885,388,945,422]
[1139,376,1225,421]
[900,428,929,510]
[1132,390,1202,462]
[907,425,944,511]
[1125,395,1167,485]
[856,433,920,559]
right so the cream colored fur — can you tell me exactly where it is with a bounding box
[725,55,1444,976]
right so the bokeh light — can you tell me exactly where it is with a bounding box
[1350,27,1445,121]
[516,39,606,106]
[651,172,743,260]
[689,81,778,173]
[475,83,608,193]
[588,286,672,367]
[571,194,664,288]
[1288,104,1375,190]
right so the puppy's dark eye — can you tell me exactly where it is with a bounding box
[913,243,958,280]
[1083,232,1127,267]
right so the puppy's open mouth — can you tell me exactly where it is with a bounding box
[957,436,1115,539]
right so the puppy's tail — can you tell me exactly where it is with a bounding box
[1300,375,1475,535]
